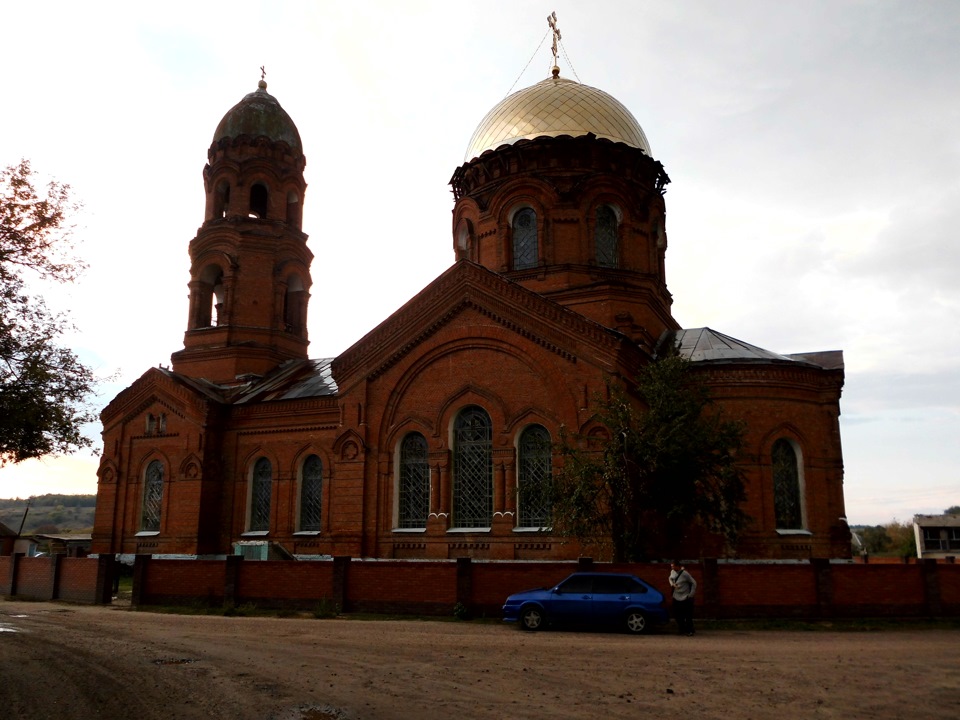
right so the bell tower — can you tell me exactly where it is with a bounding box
[171,78,312,384]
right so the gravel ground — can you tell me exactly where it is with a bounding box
[2,598,959,720]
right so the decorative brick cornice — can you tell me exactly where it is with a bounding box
[450,135,669,201]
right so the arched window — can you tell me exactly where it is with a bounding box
[772,439,804,529]
[141,460,164,532]
[214,181,230,218]
[517,425,552,528]
[283,275,306,335]
[595,205,619,268]
[512,207,537,270]
[285,190,300,227]
[249,183,268,219]
[299,455,323,532]
[453,406,493,528]
[398,433,429,529]
[249,457,272,532]
[193,264,225,329]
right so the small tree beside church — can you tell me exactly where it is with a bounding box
[551,353,748,562]
[0,160,96,465]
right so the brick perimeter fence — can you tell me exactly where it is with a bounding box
[3,554,958,620]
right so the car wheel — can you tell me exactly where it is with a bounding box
[625,611,648,634]
[519,605,544,631]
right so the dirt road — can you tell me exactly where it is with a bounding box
[2,599,958,719]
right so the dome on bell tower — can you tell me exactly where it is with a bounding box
[464,73,651,162]
[213,79,302,153]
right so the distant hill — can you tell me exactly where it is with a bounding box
[0,494,96,535]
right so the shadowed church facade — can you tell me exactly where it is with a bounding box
[92,61,849,561]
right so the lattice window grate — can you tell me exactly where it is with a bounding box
[300,455,322,531]
[512,208,538,270]
[141,460,164,532]
[453,407,493,528]
[250,457,272,532]
[398,434,429,528]
[773,439,802,529]
[518,425,552,528]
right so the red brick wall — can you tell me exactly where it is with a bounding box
[0,555,10,594]
[142,559,226,604]
[347,561,457,613]
[236,562,334,602]
[58,557,101,603]
[14,557,52,600]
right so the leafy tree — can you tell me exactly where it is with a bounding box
[552,353,748,562]
[884,519,917,557]
[944,505,960,515]
[0,160,96,464]
[858,525,891,554]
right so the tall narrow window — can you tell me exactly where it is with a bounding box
[214,181,230,218]
[299,455,322,532]
[517,425,552,528]
[512,208,537,270]
[250,457,272,532]
[772,439,803,529]
[398,433,429,529]
[283,275,306,335]
[141,460,164,532]
[250,183,268,219]
[595,205,619,268]
[453,407,493,528]
[193,264,224,329]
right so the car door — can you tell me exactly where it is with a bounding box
[591,575,643,626]
[547,575,595,625]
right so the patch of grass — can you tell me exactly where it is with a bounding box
[312,597,340,619]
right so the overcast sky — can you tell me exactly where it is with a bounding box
[1,1,957,526]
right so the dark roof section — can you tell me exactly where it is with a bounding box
[672,328,843,370]
[0,520,17,537]
[233,358,338,404]
[213,80,302,154]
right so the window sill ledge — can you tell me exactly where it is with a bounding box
[447,527,491,533]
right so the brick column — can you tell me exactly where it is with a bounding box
[50,554,63,601]
[8,553,22,596]
[95,555,115,605]
[332,556,351,612]
[811,558,833,618]
[920,558,943,617]
[702,558,720,619]
[224,554,242,608]
[131,554,150,608]
[456,557,472,609]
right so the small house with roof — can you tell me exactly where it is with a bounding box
[914,514,960,560]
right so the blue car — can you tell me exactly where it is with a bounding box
[502,572,669,634]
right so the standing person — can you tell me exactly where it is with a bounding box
[669,560,697,636]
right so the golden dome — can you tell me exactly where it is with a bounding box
[464,75,651,162]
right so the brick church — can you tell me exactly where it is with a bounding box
[92,58,850,561]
